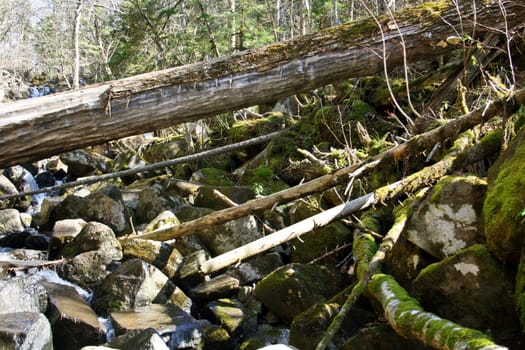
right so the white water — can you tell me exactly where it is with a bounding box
[21,169,46,214]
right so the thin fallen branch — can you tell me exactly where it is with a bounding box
[0,130,281,201]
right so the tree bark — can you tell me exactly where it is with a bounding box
[0,0,522,167]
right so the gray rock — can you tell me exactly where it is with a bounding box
[0,173,18,209]
[412,244,522,348]
[57,251,114,290]
[0,208,25,234]
[202,298,245,336]
[0,275,48,313]
[121,238,184,280]
[405,175,487,259]
[106,328,168,350]
[226,252,284,284]
[0,312,53,350]
[142,210,180,233]
[61,149,113,177]
[92,259,178,315]
[136,187,173,224]
[254,263,342,323]
[50,193,131,236]
[48,218,88,259]
[198,214,261,256]
[109,303,210,349]
[189,275,240,302]
[42,281,106,349]
[58,221,122,260]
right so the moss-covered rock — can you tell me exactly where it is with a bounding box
[484,125,525,264]
[190,167,235,186]
[412,244,522,347]
[405,175,487,259]
[254,263,342,323]
[515,242,525,334]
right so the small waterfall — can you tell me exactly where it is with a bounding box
[21,169,46,214]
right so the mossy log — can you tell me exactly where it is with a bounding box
[1,1,523,167]
[316,202,412,350]
[368,274,507,349]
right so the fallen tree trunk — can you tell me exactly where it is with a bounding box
[369,274,508,349]
[1,0,523,167]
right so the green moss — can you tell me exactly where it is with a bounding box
[197,167,234,186]
[353,233,378,280]
[483,129,525,262]
[229,112,295,143]
[239,166,289,195]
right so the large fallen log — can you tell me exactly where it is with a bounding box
[1,0,523,167]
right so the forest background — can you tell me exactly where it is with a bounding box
[1,0,417,87]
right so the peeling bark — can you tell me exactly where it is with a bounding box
[0,0,523,167]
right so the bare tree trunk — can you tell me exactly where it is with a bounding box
[0,0,522,167]
[72,0,83,90]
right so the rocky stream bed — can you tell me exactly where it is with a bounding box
[2,74,525,349]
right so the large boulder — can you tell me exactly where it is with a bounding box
[254,263,342,323]
[484,126,525,264]
[50,192,131,236]
[412,244,523,348]
[405,175,487,259]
